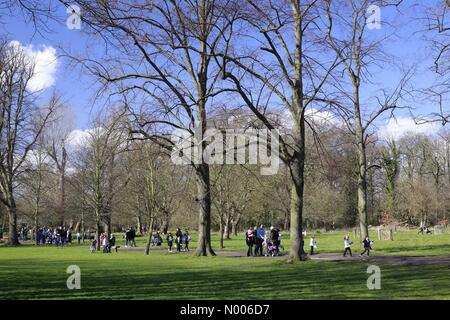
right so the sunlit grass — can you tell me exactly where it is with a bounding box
[1,229,450,300]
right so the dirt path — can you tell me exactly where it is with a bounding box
[119,246,450,266]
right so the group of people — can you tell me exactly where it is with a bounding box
[166,228,190,253]
[245,225,283,257]
[35,227,73,246]
[90,233,117,253]
[308,234,374,257]
[124,227,137,247]
[244,226,375,258]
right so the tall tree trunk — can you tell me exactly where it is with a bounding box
[95,207,101,250]
[145,214,155,255]
[7,195,19,245]
[136,214,143,235]
[224,215,231,240]
[288,133,306,261]
[103,212,111,242]
[58,170,66,226]
[219,213,224,249]
[231,212,241,237]
[287,0,307,262]
[81,210,85,243]
[195,163,215,256]
[357,140,368,238]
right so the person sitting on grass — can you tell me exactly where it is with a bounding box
[245,227,255,257]
[167,232,174,252]
[309,235,317,255]
[343,234,353,257]
[360,236,373,257]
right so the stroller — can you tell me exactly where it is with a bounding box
[265,239,283,256]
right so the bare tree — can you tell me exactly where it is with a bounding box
[62,0,236,256]
[72,110,130,250]
[0,41,56,245]
[324,0,411,237]
[45,105,74,226]
[217,0,340,260]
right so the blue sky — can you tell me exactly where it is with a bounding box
[1,1,446,140]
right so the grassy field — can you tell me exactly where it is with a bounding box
[0,230,450,300]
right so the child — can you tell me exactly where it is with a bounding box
[309,235,317,255]
[167,233,174,252]
[184,231,190,252]
[360,236,373,256]
[343,234,353,257]
[90,238,97,253]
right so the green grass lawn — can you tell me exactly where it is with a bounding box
[0,230,450,300]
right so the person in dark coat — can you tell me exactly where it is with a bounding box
[360,236,373,256]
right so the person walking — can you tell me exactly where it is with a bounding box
[343,234,353,257]
[130,228,136,247]
[125,228,130,247]
[90,236,97,253]
[175,228,183,252]
[167,233,174,252]
[360,236,373,256]
[255,225,266,256]
[183,230,190,252]
[76,231,82,244]
[309,235,317,255]
[245,227,255,257]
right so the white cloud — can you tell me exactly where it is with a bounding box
[305,108,339,126]
[9,41,58,92]
[378,117,438,141]
[67,129,94,147]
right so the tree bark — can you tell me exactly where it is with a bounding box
[219,215,224,249]
[195,163,215,256]
[7,197,19,245]
[288,134,306,261]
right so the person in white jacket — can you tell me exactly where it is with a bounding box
[309,235,317,255]
[344,234,353,257]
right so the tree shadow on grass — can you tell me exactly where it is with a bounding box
[1,254,450,300]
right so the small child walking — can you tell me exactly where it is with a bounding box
[167,233,174,252]
[309,235,317,255]
[360,236,373,256]
[183,231,190,252]
[343,234,353,257]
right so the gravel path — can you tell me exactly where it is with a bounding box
[119,246,450,266]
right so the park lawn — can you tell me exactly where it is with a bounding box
[0,245,450,300]
[129,230,450,257]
